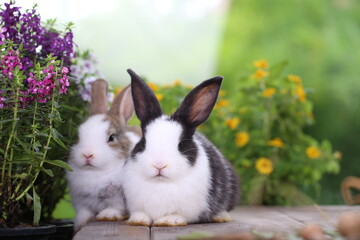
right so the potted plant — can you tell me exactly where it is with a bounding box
[0,2,87,239]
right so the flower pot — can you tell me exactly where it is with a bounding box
[48,220,74,240]
[0,224,56,240]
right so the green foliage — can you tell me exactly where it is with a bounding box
[145,60,340,205]
[0,41,88,228]
[0,53,70,226]
[217,0,360,204]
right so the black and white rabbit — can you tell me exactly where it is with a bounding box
[66,79,141,231]
[123,69,240,226]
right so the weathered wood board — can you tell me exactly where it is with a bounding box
[73,206,360,240]
[73,221,149,240]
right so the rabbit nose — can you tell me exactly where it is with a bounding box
[152,163,168,170]
[82,154,94,160]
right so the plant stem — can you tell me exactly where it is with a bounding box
[15,94,56,201]
[2,82,20,181]
[30,101,38,151]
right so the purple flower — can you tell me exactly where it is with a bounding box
[1,49,23,79]
[58,74,70,94]
[61,67,69,74]
[0,2,76,70]
[0,90,6,108]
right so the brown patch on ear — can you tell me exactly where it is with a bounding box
[108,85,134,127]
[187,85,220,125]
[90,79,108,116]
[105,115,133,160]
[171,77,223,128]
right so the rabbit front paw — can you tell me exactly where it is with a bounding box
[127,211,152,226]
[212,211,232,223]
[153,214,187,226]
[96,208,127,221]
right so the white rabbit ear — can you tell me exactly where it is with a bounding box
[172,76,223,128]
[127,69,162,128]
[108,84,134,125]
[90,79,108,116]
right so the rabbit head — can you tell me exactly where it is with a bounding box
[70,79,136,170]
[127,69,222,181]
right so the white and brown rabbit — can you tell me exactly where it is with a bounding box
[123,69,240,227]
[66,79,141,231]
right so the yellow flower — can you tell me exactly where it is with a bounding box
[306,146,321,159]
[226,117,240,130]
[255,157,273,175]
[174,79,182,86]
[235,131,249,147]
[114,87,123,95]
[262,88,276,98]
[288,74,302,84]
[215,99,229,109]
[334,151,342,160]
[148,82,159,91]
[253,59,269,69]
[268,138,284,148]
[155,93,164,101]
[252,69,269,80]
[296,85,306,102]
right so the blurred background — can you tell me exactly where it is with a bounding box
[15,0,360,216]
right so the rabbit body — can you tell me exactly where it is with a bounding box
[124,70,239,226]
[66,80,140,231]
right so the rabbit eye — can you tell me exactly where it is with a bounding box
[108,134,117,143]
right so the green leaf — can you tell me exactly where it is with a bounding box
[52,136,68,150]
[0,118,19,125]
[44,159,73,171]
[40,167,54,177]
[33,187,41,225]
[269,60,289,80]
[51,128,61,139]
[15,136,31,155]
[53,101,59,108]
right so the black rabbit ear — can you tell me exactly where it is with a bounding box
[127,69,162,128]
[172,76,223,128]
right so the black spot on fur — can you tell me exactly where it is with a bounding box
[196,133,240,222]
[178,128,198,166]
[131,137,146,158]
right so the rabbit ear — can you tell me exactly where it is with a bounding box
[127,69,162,128]
[171,76,223,128]
[108,84,134,125]
[90,79,108,116]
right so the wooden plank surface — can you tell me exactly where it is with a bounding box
[73,206,360,240]
[151,221,247,240]
[73,220,149,240]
